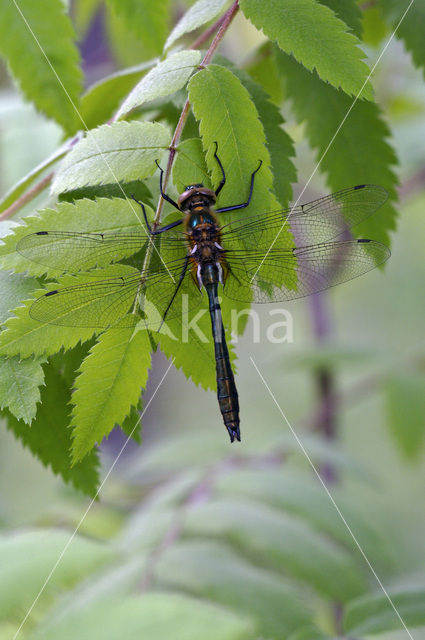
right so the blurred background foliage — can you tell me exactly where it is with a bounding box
[0,0,424,639]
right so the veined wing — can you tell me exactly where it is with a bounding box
[219,185,388,250]
[17,229,189,274]
[29,256,202,329]
[223,239,390,303]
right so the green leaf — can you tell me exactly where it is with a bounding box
[154,236,243,393]
[70,325,151,463]
[184,498,367,601]
[380,0,425,78]
[0,137,78,215]
[31,593,253,640]
[121,400,143,443]
[188,64,277,215]
[240,0,373,99]
[288,626,330,640]
[105,3,160,67]
[0,0,82,134]
[384,373,425,459]
[155,540,312,637]
[317,0,362,38]
[287,344,378,370]
[0,268,39,321]
[188,63,295,288]
[0,262,96,360]
[106,0,169,57]
[344,586,425,635]
[275,50,399,246]
[0,280,100,359]
[165,0,231,51]
[159,310,219,392]
[220,59,296,207]
[58,180,153,208]
[0,356,44,424]
[80,60,157,130]
[131,428,363,482]
[0,198,156,363]
[115,50,201,120]
[362,5,389,47]
[2,351,100,495]
[212,468,394,571]
[0,529,113,623]
[173,138,211,193]
[246,44,284,105]
[51,122,171,194]
[0,197,148,278]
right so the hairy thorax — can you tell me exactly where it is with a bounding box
[183,206,226,287]
[185,207,222,262]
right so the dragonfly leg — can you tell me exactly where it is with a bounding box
[158,254,190,330]
[155,159,180,210]
[131,195,183,236]
[213,141,226,196]
[215,159,262,213]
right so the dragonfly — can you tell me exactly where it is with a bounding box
[17,144,390,442]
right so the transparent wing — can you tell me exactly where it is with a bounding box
[219,185,388,250]
[223,239,390,303]
[17,229,188,274]
[29,257,202,329]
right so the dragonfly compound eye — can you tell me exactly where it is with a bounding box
[178,186,217,209]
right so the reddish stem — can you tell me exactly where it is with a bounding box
[310,292,338,484]
[154,0,240,224]
[0,172,53,221]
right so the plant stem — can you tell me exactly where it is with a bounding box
[190,12,229,50]
[0,132,83,220]
[310,292,338,484]
[0,172,53,221]
[153,0,240,226]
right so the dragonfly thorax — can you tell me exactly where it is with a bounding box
[187,209,217,230]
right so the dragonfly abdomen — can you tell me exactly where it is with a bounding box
[204,271,240,443]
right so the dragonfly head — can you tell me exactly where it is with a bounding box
[178,184,217,211]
